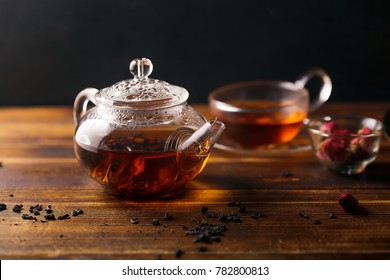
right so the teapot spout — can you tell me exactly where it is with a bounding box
[178,118,225,154]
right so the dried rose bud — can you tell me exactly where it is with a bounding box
[319,137,351,163]
[320,121,339,134]
[351,133,375,161]
[358,127,373,135]
[350,136,370,156]
[338,193,358,211]
[351,137,368,149]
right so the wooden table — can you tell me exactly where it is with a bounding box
[0,102,389,260]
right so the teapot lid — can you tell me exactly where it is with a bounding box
[96,58,189,108]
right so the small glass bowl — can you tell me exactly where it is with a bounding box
[307,116,383,175]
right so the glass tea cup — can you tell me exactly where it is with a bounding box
[208,68,332,149]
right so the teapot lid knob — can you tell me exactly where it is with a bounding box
[129,58,153,79]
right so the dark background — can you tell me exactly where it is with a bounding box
[0,0,389,106]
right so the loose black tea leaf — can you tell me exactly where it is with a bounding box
[45,205,53,214]
[202,210,241,224]
[250,210,267,218]
[313,220,322,225]
[71,208,83,216]
[197,246,208,252]
[27,204,42,215]
[44,213,56,220]
[29,204,42,212]
[217,214,227,223]
[164,212,173,221]
[329,213,336,219]
[229,215,242,223]
[131,218,140,224]
[58,214,70,220]
[237,205,246,213]
[299,212,310,219]
[186,218,226,243]
[280,171,293,177]
[151,219,160,226]
[8,194,14,197]
[21,214,36,221]
[201,206,208,214]
[12,204,23,213]
[174,249,184,258]
[0,203,6,211]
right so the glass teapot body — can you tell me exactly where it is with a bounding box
[73,58,224,199]
[74,101,209,199]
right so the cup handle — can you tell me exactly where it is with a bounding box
[73,88,98,125]
[295,68,332,112]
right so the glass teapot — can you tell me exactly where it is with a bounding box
[73,58,225,199]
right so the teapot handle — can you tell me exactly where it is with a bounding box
[294,68,332,113]
[73,88,98,125]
